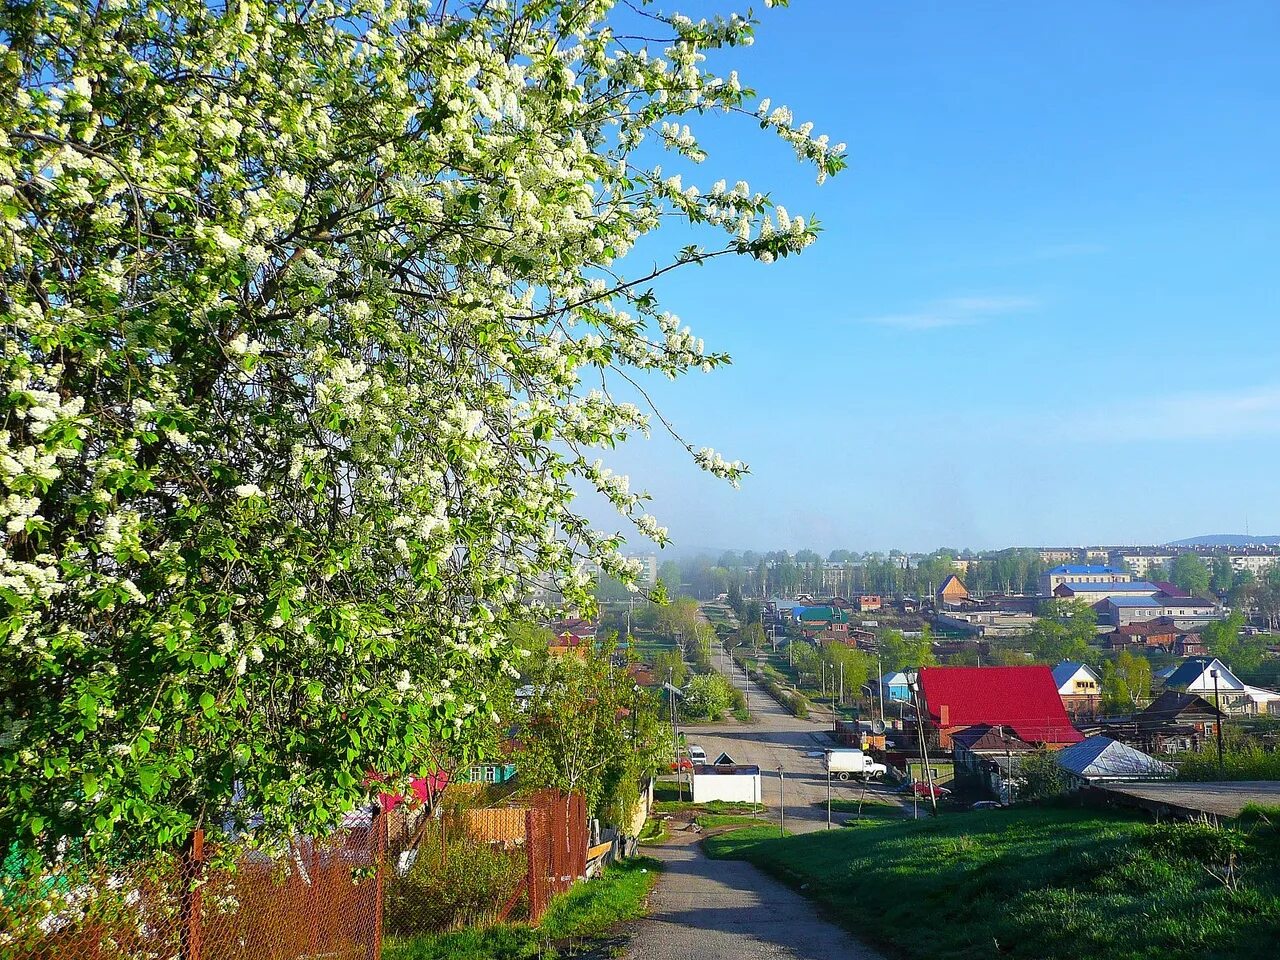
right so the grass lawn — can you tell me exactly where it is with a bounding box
[694,813,767,830]
[811,798,903,819]
[701,804,1280,960]
[907,760,954,785]
[382,856,660,960]
[703,824,791,858]
[653,791,765,817]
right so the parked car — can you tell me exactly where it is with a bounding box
[903,781,950,799]
[670,757,693,772]
[687,745,707,766]
[970,800,1003,810]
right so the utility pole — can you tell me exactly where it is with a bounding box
[779,765,786,837]
[668,669,683,801]
[909,681,939,816]
[1211,668,1225,771]
[840,662,845,707]
[826,758,833,830]
[877,654,884,721]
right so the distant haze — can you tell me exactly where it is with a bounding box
[1167,535,1280,548]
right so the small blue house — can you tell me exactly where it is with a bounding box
[880,670,916,705]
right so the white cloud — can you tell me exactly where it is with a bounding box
[858,295,1039,331]
[1058,385,1280,442]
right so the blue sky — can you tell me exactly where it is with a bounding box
[589,1,1280,554]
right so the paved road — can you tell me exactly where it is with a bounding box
[627,828,885,960]
[669,639,907,833]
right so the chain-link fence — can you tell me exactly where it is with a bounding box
[5,790,589,958]
[3,819,385,960]
[383,789,587,935]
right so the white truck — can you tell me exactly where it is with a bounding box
[824,748,887,782]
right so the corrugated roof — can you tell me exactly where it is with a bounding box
[1055,736,1174,779]
[1106,596,1163,607]
[1059,581,1159,593]
[918,666,1083,745]
[1048,564,1126,575]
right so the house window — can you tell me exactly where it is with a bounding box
[484,766,498,783]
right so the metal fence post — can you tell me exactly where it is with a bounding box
[181,828,205,960]
[525,808,544,922]
[367,808,386,960]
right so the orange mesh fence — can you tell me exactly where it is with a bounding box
[382,790,587,937]
[6,792,588,957]
[2,816,385,960]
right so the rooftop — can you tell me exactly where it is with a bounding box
[918,665,1083,745]
[1047,564,1126,575]
[1105,595,1164,608]
[1055,736,1174,780]
[1059,580,1159,593]
[1051,661,1101,688]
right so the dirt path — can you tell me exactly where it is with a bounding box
[624,830,885,960]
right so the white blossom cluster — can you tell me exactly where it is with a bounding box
[0,0,841,857]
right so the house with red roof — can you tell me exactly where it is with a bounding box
[917,665,1084,749]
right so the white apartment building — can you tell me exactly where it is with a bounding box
[627,554,659,586]
[1227,554,1280,577]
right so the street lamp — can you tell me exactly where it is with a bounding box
[1210,668,1225,771]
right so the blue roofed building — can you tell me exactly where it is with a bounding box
[1040,564,1132,596]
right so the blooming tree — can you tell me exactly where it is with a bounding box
[0,0,842,856]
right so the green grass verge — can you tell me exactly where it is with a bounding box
[694,813,766,830]
[637,818,668,845]
[653,795,765,816]
[813,798,903,819]
[702,805,1280,960]
[382,856,660,960]
[703,824,791,859]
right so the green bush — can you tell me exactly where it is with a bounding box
[682,673,735,720]
[1176,745,1280,782]
[385,834,525,934]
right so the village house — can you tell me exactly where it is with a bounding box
[855,594,883,612]
[951,723,1033,764]
[917,666,1083,750]
[1159,657,1280,715]
[936,574,970,608]
[1130,690,1223,753]
[790,605,852,628]
[951,723,1035,802]
[1052,661,1103,718]
[878,670,916,706]
[1105,620,1207,656]
[933,610,1036,638]
[548,631,591,657]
